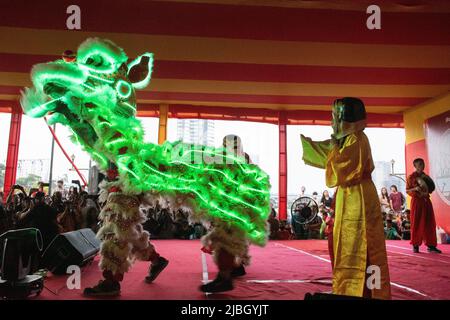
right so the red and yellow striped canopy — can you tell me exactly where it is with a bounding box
[1,0,449,127]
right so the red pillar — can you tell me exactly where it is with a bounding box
[3,102,22,201]
[278,111,288,220]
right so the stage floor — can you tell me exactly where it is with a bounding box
[37,240,450,300]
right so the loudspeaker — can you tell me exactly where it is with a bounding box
[304,292,370,300]
[0,228,44,299]
[0,228,43,281]
[41,228,100,275]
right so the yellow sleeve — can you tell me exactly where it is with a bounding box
[300,134,332,169]
[326,131,373,187]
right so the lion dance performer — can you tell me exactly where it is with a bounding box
[200,135,252,293]
[20,38,271,297]
[406,158,441,254]
[300,97,391,299]
[83,163,169,296]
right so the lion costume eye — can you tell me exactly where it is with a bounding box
[77,38,128,74]
[115,79,132,99]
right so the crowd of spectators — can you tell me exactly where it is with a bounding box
[0,181,208,252]
[141,201,207,240]
[1,181,412,250]
[268,185,411,242]
[0,181,100,249]
[380,185,410,240]
[268,190,334,241]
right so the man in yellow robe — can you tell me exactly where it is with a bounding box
[301,97,391,299]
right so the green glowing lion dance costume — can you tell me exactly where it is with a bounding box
[21,38,270,277]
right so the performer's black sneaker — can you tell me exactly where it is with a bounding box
[83,280,121,297]
[231,265,246,278]
[413,245,419,253]
[200,276,234,293]
[427,246,442,253]
[145,256,169,283]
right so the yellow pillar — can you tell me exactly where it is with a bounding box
[158,104,169,145]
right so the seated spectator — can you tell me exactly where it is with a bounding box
[192,223,207,239]
[385,219,402,240]
[306,213,323,239]
[16,191,60,250]
[173,209,193,239]
[156,207,176,239]
[401,210,411,240]
[291,202,311,240]
[324,209,335,239]
[385,212,401,237]
[291,217,307,239]
[277,220,293,240]
[388,213,402,237]
[268,207,280,240]
[142,207,160,237]
[395,213,403,237]
[318,204,331,239]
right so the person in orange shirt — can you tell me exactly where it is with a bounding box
[301,97,391,299]
[406,158,441,254]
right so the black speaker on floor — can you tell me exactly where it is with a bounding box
[41,228,100,275]
[304,292,370,300]
[0,228,44,299]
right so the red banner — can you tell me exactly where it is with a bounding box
[425,110,450,234]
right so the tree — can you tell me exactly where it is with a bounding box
[16,173,42,190]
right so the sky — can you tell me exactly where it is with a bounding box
[0,114,405,196]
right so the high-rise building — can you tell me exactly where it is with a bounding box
[176,119,215,146]
[373,161,406,195]
[17,158,50,181]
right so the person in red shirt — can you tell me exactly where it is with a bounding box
[389,185,405,215]
[406,158,441,254]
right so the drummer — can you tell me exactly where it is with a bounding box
[406,158,442,253]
